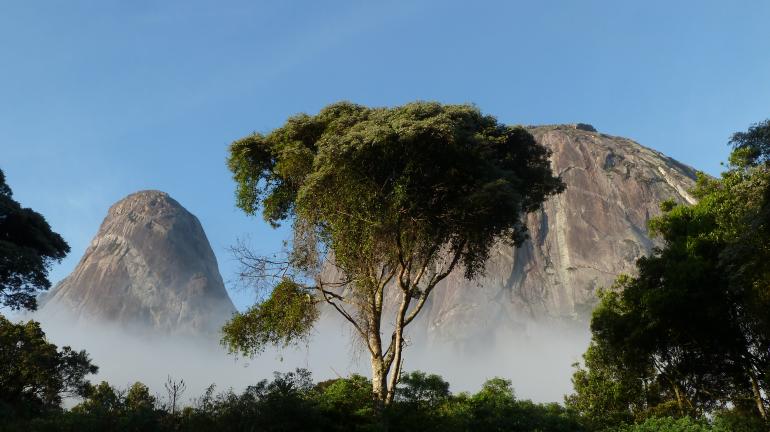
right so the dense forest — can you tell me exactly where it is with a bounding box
[2,105,769,431]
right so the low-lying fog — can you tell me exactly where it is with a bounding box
[16,311,590,406]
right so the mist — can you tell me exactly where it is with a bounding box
[17,309,590,406]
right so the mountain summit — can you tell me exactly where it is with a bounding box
[410,125,699,346]
[40,190,236,336]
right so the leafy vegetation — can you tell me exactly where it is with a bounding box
[0,315,97,423]
[0,169,70,310]
[3,367,586,432]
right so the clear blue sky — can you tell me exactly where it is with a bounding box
[2,1,769,310]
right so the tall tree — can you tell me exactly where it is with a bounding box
[0,169,70,310]
[568,119,770,426]
[223,101,564,405]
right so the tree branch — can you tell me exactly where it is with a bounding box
[318,286,373,355]
[403,242,465,327]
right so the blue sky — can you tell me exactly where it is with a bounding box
[2,1,769,310]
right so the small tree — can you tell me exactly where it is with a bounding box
[164,376,186,415]
[223,101,563,405]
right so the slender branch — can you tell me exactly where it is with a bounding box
[396,262,410,293]
[425,242,465,289]
[378,266,397,292]
[318,286,372,354]
[366,262,381,317]
[315,285,353,304]
[384,287,412,363]
[412,243,439,289]
[403,242,465,327]
[395,221,407,271]
[378,264,390,285]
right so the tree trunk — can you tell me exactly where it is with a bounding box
[386,355,403,405]
[371,356,388,409]
[385,288,410,404]
[750,373,767,420]
[672,382,685,416]
[323,248,463,410]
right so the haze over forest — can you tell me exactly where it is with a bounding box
[2,2,770,431]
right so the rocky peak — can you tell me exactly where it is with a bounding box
[40,190,236,337]
[414,125,698,347]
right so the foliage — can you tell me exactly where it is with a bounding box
[729,118,770,167]
[611,416,713,432]
[396,370,450,407]
[315,374,377,430]
[221,278,318,356]
[566,321,665,429]
[568,119,770,430]
[177,369,325,432]
[711,410,769,432]
[225,101,564,403]
[0,169,70,310]
[392,374,582,432]
[0,315,97,421]
[3,370,589,432]
[607,413,767,432]
[12,368,765,432]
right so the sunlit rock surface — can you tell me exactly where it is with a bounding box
[413,125,698,347]
[40,190,236,336]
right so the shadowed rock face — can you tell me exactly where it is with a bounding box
[40,190,236,336]
[413,125,698,347]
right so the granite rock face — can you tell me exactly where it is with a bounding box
[40,191,236,336]
[414,125,698,346]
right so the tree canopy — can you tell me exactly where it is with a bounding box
[0,168,70,310]
[224,101,564,404]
